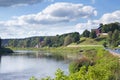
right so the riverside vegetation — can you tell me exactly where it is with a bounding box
[0,38,13,55]
[29,47,120,80]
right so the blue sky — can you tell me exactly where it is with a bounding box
[0,0,120,39]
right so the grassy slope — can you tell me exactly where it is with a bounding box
[68,35,108,47]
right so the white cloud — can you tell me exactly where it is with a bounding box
[76,10,120,33]
[76,20,99,33]
[100,10,120,24]
[0,23,76,39]
[0,2,97,38]
[17,2,97,25]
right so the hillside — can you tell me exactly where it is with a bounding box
[67,34,108,48]
[80,35,107,45]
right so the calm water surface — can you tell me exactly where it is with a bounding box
[0,51,69,80]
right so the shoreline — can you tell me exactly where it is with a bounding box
[109,51,120,57]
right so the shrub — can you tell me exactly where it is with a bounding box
[69,57,92,73]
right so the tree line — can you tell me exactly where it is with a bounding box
[2,32,80,48]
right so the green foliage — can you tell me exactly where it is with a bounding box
[64,35,73,46]
[101,22,120,33]
[41,76,53,80]
[44,37,52,47]
[0,37,1,48]
[29,76,37,80]
[107,30,120,47]
[69,57,91,73]
[112,30,120,47]
[108,31,113,46]
[4,32,80,48]
[70,32,80,43]
[82,29,90,37]
[30,48,120,80]
[90,30,97,38]
[68,66,87,80]
[54,69,67,80]
[103,41,107,47]
[69,62,80,73]
[0,47,13,55]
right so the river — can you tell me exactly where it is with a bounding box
[0,50,69,80]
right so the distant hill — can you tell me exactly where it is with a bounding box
[2,32,80,48]
[2,39,9,47]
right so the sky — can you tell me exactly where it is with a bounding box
[0,0,120,39]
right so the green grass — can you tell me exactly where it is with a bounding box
[79,37,99,45]
[68,35,108,48]
[79,35,107,45]
[10,46,104,58]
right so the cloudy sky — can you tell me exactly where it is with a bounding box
[0,0,120,39]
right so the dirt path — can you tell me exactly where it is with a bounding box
[67,45,102,47]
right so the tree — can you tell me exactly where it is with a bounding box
[0,37,1,48]
[71,32,80,42]
[26,39,31,47]
[103,42,107,47]
[108,31,113,46]
[8,39,18,47]
[112,30,120,47]
[107,30,120,47]
[64,35,73,46]
[90,30,97,38]
[44,37,52,47]
[101,22,120,33]
[82,30,90,37]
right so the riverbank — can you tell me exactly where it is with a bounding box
[109,51,120,57]
[10,46,120,59]
[10,46,103,56]
[0,47,13,55]
[106,48,120,57]
[35,47,120,80]
[6,46,120,80]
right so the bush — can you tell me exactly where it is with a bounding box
[103,42,107,47]
[69,57,92,73]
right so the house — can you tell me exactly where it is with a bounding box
[91,26,108,36]
[91,26,102,36]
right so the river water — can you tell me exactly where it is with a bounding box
[0,51,69,80]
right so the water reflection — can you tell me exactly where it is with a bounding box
[0,51,69,80]
[14,50,67,61]
[0,56,1,63]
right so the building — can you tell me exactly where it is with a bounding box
[91,26,108,36]
[91,26,102,36]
